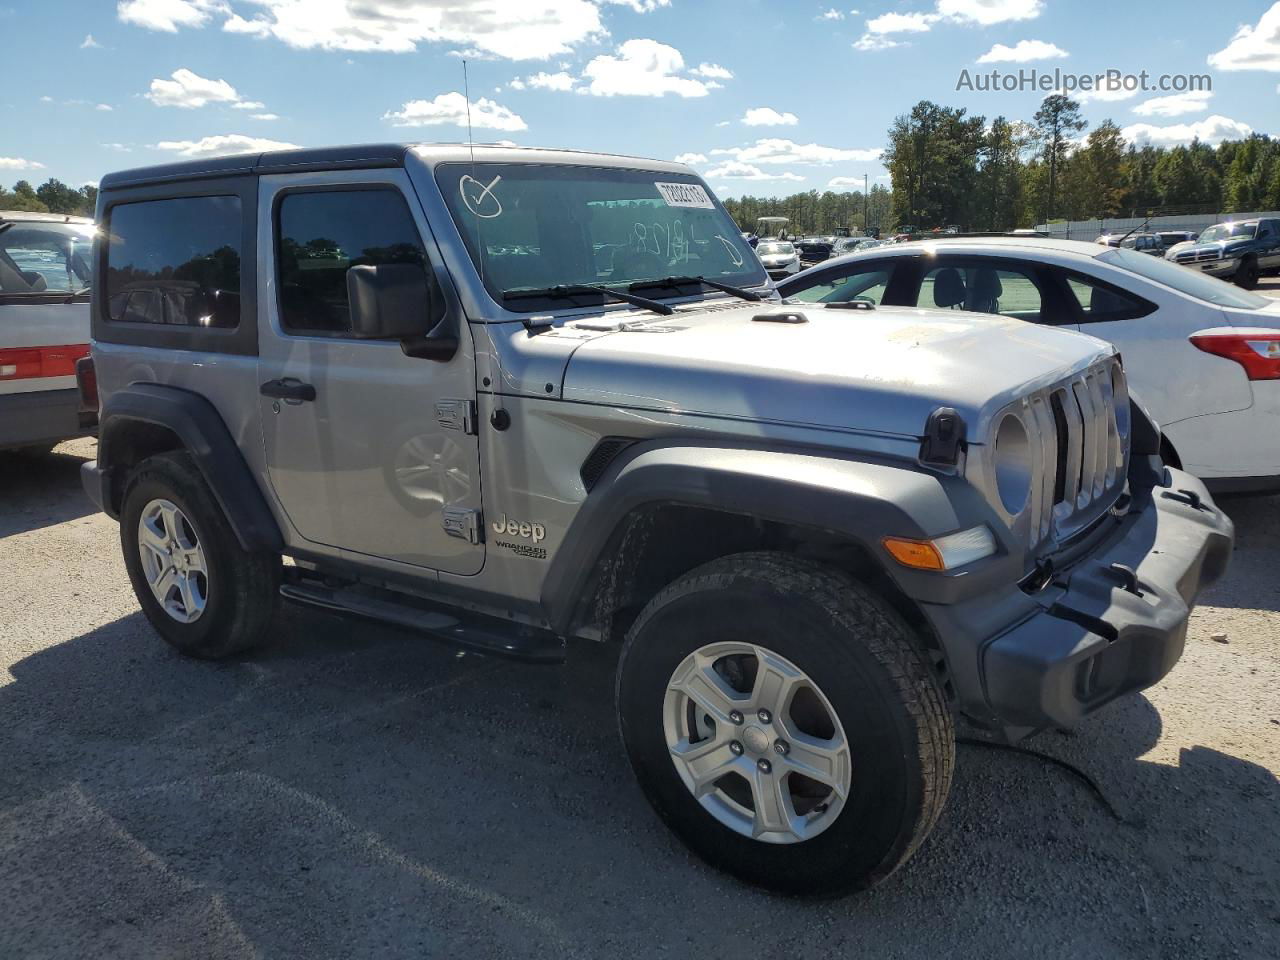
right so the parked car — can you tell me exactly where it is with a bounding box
[778,236,1280,493]
[1120,233,1165,256]
[80,144,1231,897]
[793,237,834,266]
[1157,230,1198,248]
[0,211,96,453]
[755,240,801,278]
[830,237,876,257]
[1166,218,1280,288]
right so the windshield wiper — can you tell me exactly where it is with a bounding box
[629,275,763,302]
[501,283,674,316]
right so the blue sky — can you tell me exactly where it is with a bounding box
[3,0,1279,198]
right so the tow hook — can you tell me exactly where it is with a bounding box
[1105,562,1144,597]
[1162,488,1206,510]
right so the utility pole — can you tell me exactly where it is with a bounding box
[864,173,869,235]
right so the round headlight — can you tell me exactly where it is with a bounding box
[994,413,1032,515]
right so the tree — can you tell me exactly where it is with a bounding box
[884,100,986,229]
[1,180,49,212]
[1032,94,1086,222]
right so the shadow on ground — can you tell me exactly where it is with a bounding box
[1,596,1276,959]
[0,442,96,537]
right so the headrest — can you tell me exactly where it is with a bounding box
[932,268,966,308]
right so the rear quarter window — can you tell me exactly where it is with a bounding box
[105,196,242,328]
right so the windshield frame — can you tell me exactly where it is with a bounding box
[431,160,767,315]
[1097,247,1271,310]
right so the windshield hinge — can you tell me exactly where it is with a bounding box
[436,399,477,435]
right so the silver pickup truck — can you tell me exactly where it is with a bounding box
[79,144,1233,895]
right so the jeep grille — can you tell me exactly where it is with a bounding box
[1002,358,1129,549]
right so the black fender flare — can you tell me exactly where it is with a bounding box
[94,383,283,552]
[539,441,1017,635]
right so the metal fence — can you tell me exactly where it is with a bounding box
[1034,211,1280,241]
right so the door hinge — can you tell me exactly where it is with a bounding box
[436,399,477,435]
[442,506,483,545]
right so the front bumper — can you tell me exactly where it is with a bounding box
[0,388,94,450]
[925,468,1233,739]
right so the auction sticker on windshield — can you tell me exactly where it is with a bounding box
[655,182,714,209]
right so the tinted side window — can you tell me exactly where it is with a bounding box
[276,190,425,336]
[788,266,892,304]
[1063,274,1154,324]
[106,196,241,327]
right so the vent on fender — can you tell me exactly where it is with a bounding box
[580,437,636,491]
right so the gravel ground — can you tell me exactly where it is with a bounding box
[1,437,1277,960]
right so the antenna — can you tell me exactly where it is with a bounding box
[462,60,484,287]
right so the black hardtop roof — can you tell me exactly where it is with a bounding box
[99,143,410,190]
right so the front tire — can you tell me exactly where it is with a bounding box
[120,451,280,659]
[1235,257,1260,289]
[616,552,953,896]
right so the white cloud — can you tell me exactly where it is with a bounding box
[691,62,733,79]
[231,100,265,110]
[742,106,799,127]
[1132,90,1213,118]
[0,157,45,170]
[715,120,730,127]
[146,68,243,108]
[509,71,577,91]
[1121,114,1253,147]
[603,0,671,10]
[80,33,101,48]
[250,112,281,120]
[383,92,528,131]
[976,39,1067,63]
[215,0,609,60]
[828,176,867,188]
[818,8,845,20]
[39,95,54,103]
[854,33,903,51]
[152,133,300,157]
[1074,85,1141,104]
[867,11,938,33]
[937,0,1043,25]
[222,12,272,35]
[673,152,707,165]
[101,143,133,152]
[1208,4,1280,72]
[95,103,114,111]
[582,39,711,97]
[117,0,226,32]
[712,138,882,166]
[704,161,804,182]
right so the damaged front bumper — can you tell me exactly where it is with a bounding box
[925,466,1234,740]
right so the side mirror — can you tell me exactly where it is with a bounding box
[346,263,458,362]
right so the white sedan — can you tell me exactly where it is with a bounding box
[778,237,1280,494]
[755,241,801,280]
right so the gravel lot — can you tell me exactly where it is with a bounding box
[2,397,1279,956]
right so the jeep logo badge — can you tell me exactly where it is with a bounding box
[492,513,546,543]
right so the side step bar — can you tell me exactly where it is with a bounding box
[280,580,565,663]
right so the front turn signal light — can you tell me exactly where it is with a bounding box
[883,526,997,571]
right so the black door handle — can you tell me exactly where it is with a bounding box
[260,378,316,402]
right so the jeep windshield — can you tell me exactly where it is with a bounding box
[435,163,765,311]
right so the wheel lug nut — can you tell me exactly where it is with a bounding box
[774,740,789,756]
[729,710,744,725]
[729,740,744,756]
[757,709,772,724]
[757,758,772,774]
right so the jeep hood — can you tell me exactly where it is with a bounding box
[561,303,1115,440]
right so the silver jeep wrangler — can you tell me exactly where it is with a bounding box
[80,144,1233,895]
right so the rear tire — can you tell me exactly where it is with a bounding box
[120,451,279,659]
[616,552,953,896]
